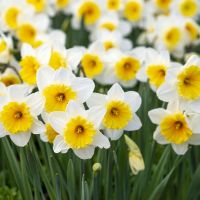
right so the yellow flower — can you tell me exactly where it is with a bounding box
[163,27,181,50]
[43,84,77,112]
[160,113,192,144]
[0,102,33,134]
[103,100,132,129]
[179,0,198,17]
[81,53,103,78]
[78,1,101,25]
[49,51,67,70]
[123,0,143,22]
[177,65,200,100]
[4,7,20,29]
[45,123,59,143]
[115,56,140,81]
[124,135,145,175]
[146,65,167,88]
[26,0,46,12]
[106,0,121,11]
[64,116,96,148]
[20,56,40,85]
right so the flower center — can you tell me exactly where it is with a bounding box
[115,56,140,81]
[81,54,103,78]
[64,116,96,148]
[43,84,76,112]
[0,102,33,134]
[160,113,192,144]
[146,65,167,88]
[177,65,200,100]
[103,100,132,129]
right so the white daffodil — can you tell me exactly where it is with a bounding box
[0,68,21,87]
[80,42,106,79]
[137,48,181,91]
[91,12,131,39]
[36,66,94,113]
[16,13,50,45]
[48,43,85,71]
[170,0,200,19]
[152,0,173,12]
[154,15,186,57]
[183,18,200,44]
[149,101,200,155]
[19,43,51,85]
[91,29,132,51]
[0,84,45,147]
[97,47,145,87]
[123,0,144,24]
[87,83,142,140]
[70,0,102,29]
[0,33,13,64]
[157,55,200,113]
[49,101,110,159]
[0,0,34,31]
[39,112,58,143]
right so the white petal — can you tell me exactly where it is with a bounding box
[0,123,8,137]
[189,134,200,145]
[92,130,110,149]
[105,129,123,140]
[87,106,105,128]
[8,84,30,101]
[49,112,66,134]
[71,77,95,103]
[172,143,188,155]
[10,132,31,147]
[21,43,35,57]
[86,93,106,108]
[26,92,44,116]
[31,119,45,134]
[148,108,169,124]
[156,83,177,102]
[125,114,142,131]
[53,68,73,85]
[36,67,54,91]
[66,101,86,118]
[189,100,200,113]
[124,91,141,112]
[37,44,51,65]
[107,83,124,100]
[53,135,69,153]
[136,67,147,82]
[73,146,95,159]
[153,127,168,144]
[190,114,200,133]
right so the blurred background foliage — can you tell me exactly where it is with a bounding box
[1,12,200,200]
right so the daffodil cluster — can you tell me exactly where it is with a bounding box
[0,0,200,160]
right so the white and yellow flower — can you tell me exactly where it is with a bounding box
[0,0,34,31]
[87,83,142,140]
[71,0,102,29]
[98,47,144,87]
[16,14,50,45]
[0,33,13,64]
[137,48,180,91]
[0,84,45,146]
[19,43,51,85]
[36,66,94,113]
[171,0,200,19]
[91,12,131,38]
[81,42,106,79]
[154,15,186,57]
[123,0,144,23]
[49,101,110,159]
[0,68,21,86]
[149,101,200,155]
[157,55,200,113]
[93,30,132,52]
